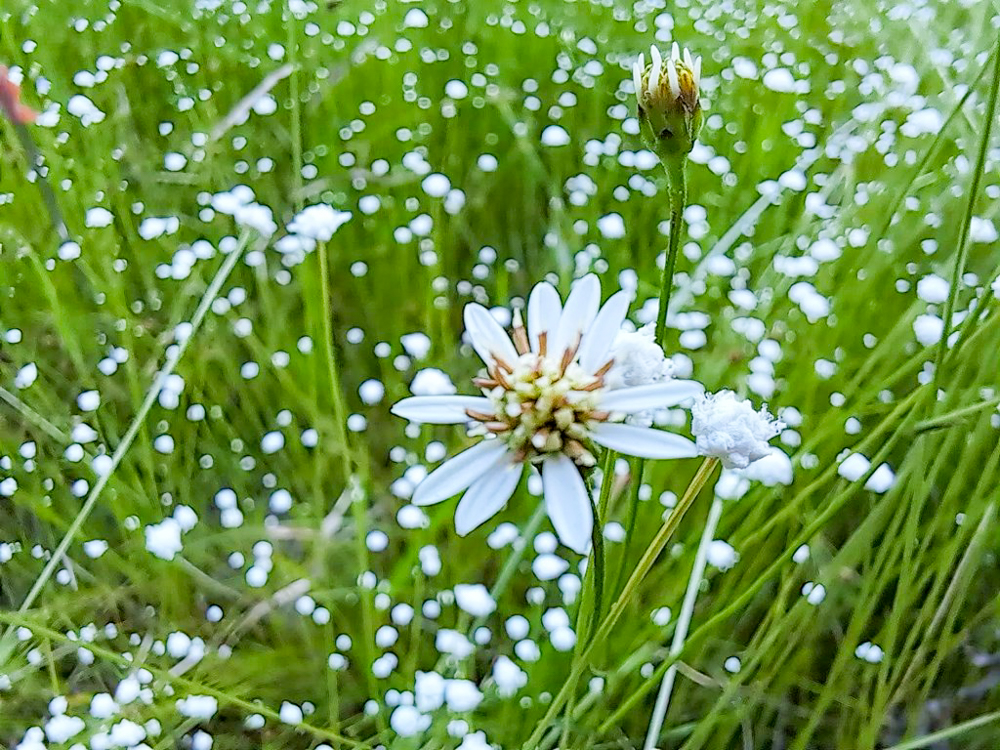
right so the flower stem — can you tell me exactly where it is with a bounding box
[642,495,724,750]
[523,457,719,750]
[586,451,617,640]
[654,159,688,348]
[612,457,646,596]
[11,119,70,243]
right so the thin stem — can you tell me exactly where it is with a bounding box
[587,451,617,639]
[643,496,725,750]
[587,502,606,645]
[655,159,688,347]
[562,468,609,748]
[612,457,646,596]
[317,241,354,479]
[11,118,70,242]
[931,31,1000,396]
[523,457,719,750]
[316,240,380,723]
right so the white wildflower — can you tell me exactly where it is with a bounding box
[392,275,703,553]
[287,204,352,241]
[691,390,784,469]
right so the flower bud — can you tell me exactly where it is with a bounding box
[633,43,703,160]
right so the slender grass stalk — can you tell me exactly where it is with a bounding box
[588,450,618,637]
[642,496,725,750]
[0,231,253,667]
[931,31,1000,396]
[8,118,70,243]
[316,239,381,724]
[524,457,719,750]
[881,709,1000,750]
[612,457,646,596]
[654,160,688,348]
[561,470,609,747]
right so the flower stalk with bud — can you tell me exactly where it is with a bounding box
[633,43,703,347]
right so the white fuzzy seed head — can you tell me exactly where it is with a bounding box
[691,390,784,469]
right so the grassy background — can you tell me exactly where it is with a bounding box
[1,0,999,748]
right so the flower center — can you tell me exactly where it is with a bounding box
[467,332,612,468]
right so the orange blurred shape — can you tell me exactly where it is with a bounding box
[0,65,38,124]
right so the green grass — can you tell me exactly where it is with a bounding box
[1,0,999,748]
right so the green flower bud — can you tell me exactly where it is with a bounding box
[633,43,704,162]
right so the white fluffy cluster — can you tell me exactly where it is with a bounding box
[606,324,673,390]
[691,390,784,469]
[287,203,352,241]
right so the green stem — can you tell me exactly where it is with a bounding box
[931,31,1000,397]
[523,457,719,750]
[654,159,688,348]
[613,457,646,596]
[562,466,610,747]
[316,241,381,727]
[11,118,70,242]
[586,452,617,640]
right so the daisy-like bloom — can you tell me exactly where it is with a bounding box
[690,390,785,469]
[632,43,703,159]
[392,275,704,553]
[0,66,37,125]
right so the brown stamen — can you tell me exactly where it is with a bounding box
[512,324,530,356]
[538,331,548,357]
[465,409,496,422]
[491,366,513,390]
[493,355,514,374]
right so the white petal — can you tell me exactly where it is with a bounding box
[597,380,705,412]
[542,454,592,554]
[589,422,698,460]
[577,290,631,374]
[666,60,680,98]
[454,459,524,535]
[632,58,643,101]
[671,42,680,62]
[649,46,662,91]
[683,47,693,70]
[391,395,495,423]
[464,303,519,367]
[413,441,510,506]
[551,274,600,357]
[527,282,562,352]
[694,56,702,87]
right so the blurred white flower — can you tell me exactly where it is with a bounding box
[392,275,703,553]
[606,324,673,389]
[691,390,784,469]
[287,203,352,241]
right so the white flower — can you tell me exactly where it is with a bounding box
[691,390,784,469]
[287,203,352,241]
[392,275,703,553]
[606,324,673,389]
